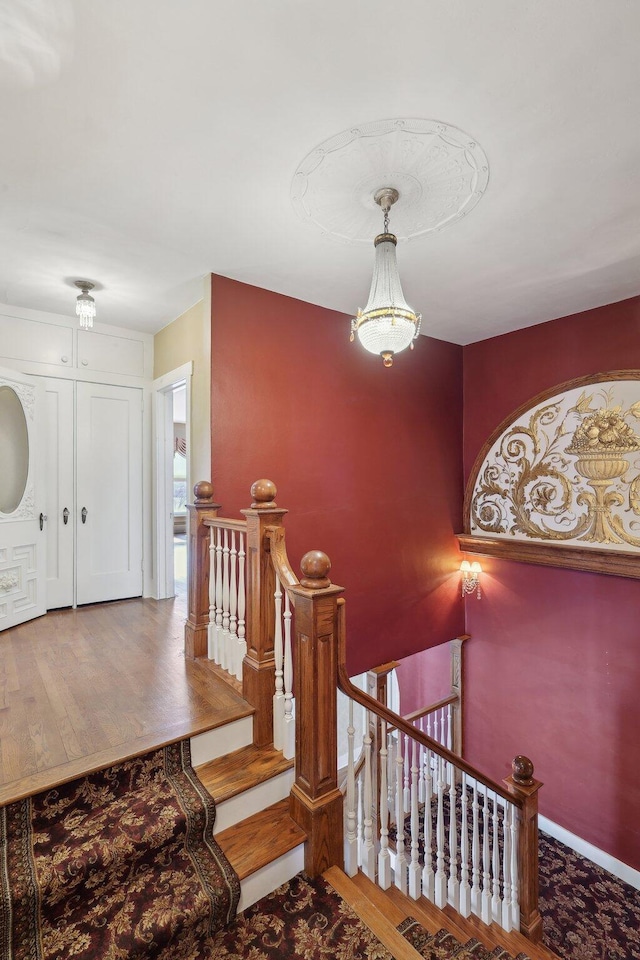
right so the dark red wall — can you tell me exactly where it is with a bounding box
[210,274,465,675]
[463,295,640,871]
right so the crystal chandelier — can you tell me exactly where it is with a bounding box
[350,188,421,367]
[74,280,96,329]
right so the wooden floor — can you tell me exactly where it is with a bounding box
[0,592,252,806]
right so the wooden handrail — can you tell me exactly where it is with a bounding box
[203,517,247,532]
[266,525,300,592]
[336,600,520,808]
[403,693,459,725]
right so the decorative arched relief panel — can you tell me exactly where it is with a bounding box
[457,372,640,579]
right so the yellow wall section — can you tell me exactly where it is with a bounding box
[154,292,211,486]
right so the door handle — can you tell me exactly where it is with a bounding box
[81,507,88,524]
[63,507,69,525]
[39,512,47,531]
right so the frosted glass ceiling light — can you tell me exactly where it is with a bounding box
[350,188,421,368]
[74,280,96,329]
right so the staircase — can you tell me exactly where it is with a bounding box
[323,867,559,960]
[187,681,561,960]
[190,706,306,911]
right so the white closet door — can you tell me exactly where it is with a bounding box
[42,378,74,609]
[0,366,46,630]
[76,382,143,605]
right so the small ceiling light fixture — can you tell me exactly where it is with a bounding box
[350,188,421,367]
[460,560,482,599]
[74,280,96,329]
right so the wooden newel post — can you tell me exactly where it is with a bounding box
[289,550,345,877]
[185,481,221,659]
[504,755,543,943]
[241,480,287,747]
[450,635,470,756]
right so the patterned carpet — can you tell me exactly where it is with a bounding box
[538,830,640,960]
[209,873,393,959]
[0,741,240,959]
[398,917,529,960]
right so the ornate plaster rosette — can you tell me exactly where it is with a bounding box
[291,118,489,243]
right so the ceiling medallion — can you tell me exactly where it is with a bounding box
[291,118,489,244]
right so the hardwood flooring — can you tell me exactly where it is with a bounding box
[0,594,252,805]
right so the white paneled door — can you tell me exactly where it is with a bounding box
[0,366,46,629]
[75,382,143,605]
[43,378,74,609]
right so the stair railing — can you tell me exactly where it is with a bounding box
[186,479,542,944]
[402,635,468,757]
[335,599,542,943]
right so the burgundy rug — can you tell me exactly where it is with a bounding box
[398,917,529,960]
[209,873,393,959]
[0,741,240,959]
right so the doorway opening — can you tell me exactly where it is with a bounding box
[172,384,187,599]
[152,362,192,601]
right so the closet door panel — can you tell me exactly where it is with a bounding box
[76,383,143,605]
[42,378,74,609]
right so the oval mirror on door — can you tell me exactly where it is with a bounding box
[0,385,29,514]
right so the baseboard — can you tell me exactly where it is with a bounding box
[539,815,640,891]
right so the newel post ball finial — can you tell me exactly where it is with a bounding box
[193,480,214,503]
[512,755,535,787]
[299,550,332,589]
[250,479,277,509]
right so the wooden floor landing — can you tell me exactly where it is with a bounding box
[0,594,252,806]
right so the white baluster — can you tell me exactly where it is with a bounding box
[344,699,358,876]
[433,711,439,745]
[214,528,223,665]
[378,720,391,889]
[481,788,492,924]
[446,704,453,751]
[228,530,238,675]
[235,532,246,681]
[440,708,447,749]
[501,802,513,932]
[387,732,396,816]
[511,805,520,931]
[221,529,230,670]
[403,734,410,814]
[448,760,460,909]
[435,756,447,908]
[282,589,294,759]
[471,779,480,916]
[459,775,471,917]
[357,776,364,868]
[421,746,435,902]
[207,527,216,659]
[492,792,501,922]
[273,575,284,751]
[409,739,421,899]
[418,720,426,804]
[394,731,407,894]
[361,717,375,879]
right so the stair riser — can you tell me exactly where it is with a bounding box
[214,769,295,833]
[190,716,253,766]
[238,844,305,912]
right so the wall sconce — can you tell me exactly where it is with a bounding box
[460,560,482,599]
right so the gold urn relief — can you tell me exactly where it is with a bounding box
[470,386,640,550]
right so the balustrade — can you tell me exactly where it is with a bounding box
[186,479,542,942]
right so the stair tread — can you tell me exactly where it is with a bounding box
[216,798,305,880]
[352,872,560,960]
[196,743,293,803]
[324,866,424,960]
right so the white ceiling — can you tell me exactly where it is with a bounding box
[1,0,639,345]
